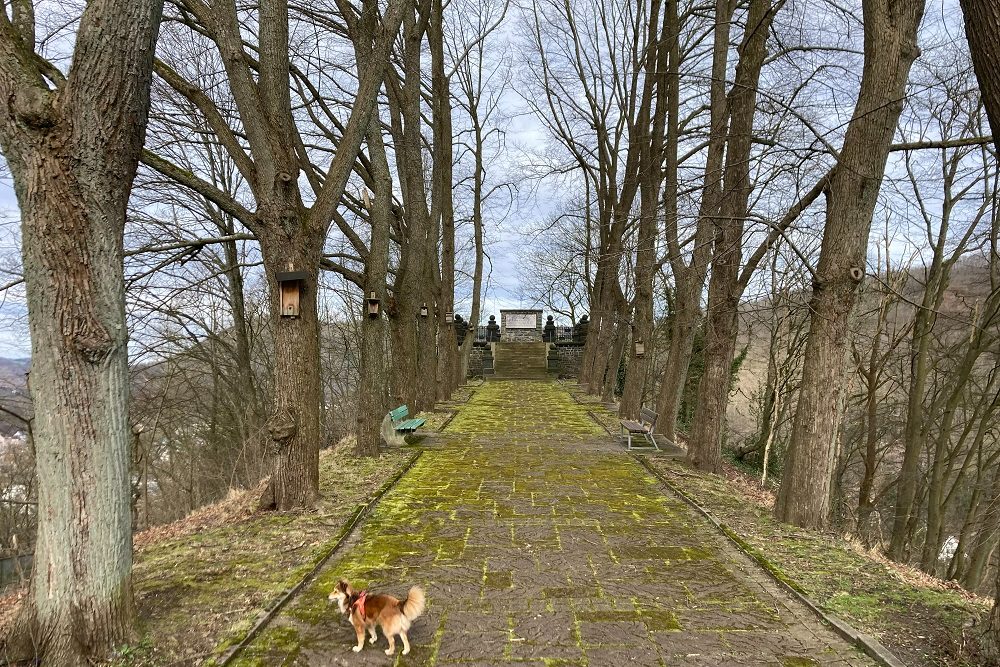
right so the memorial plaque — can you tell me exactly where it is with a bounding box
[505,313,536,329]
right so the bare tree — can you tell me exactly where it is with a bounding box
[142,0,407,506]
[776,0,926,529]
[0,0,163,662]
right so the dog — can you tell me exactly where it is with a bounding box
[328,579,426,655]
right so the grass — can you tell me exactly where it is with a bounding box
[106,447,413,666]
[643,457,989,667]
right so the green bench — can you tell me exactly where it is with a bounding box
[388,405,426,434]
[380,405,426,447]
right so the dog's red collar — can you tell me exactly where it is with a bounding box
[352,591,367,615]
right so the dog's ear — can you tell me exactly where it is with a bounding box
[338,579,352,595]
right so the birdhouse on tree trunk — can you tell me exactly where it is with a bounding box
[277,269,308,318]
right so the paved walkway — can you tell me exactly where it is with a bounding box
[237,381,871,666]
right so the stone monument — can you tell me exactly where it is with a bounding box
[500,309,543,342]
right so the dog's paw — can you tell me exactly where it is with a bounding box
[369,636,377,645]
[402,647,410,655]
[384,648,395,656]
[352,646,362,653]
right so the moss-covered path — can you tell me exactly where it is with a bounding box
[235,381,871,666]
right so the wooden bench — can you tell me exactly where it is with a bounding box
[620,407,659,451]
[380,405,426,447]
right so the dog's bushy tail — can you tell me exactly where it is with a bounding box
[400,586,425,621]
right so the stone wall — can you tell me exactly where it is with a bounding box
[467,343,494,377]
[548,343,584,377]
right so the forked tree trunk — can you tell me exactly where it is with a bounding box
[686,0,779,473]
[620,0,668,420]
[654,0,724,441]
[776,0,925,529]
[0,0,163,662]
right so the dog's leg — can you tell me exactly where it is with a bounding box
[400,630,411,655]
[384,634,396,656]
[368,625,378,645]
[352,619,365,652]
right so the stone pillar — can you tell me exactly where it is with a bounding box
[543,315,557,342]
[486,315,500,342]
[574,314,590,343]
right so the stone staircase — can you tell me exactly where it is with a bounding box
[491,342,552,379]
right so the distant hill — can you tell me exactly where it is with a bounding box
[727,257,995,439]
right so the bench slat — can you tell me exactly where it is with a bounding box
[389,405,410,421]
[395,418,426,432]
[639,407,658,426]
[620,419,646,432]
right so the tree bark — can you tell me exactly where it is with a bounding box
[776,0,925,529]
[955,8,1000,650]
[653,0,724,440]
[350,0,395,457]
[686,0,779,473]
[0,0,163,662]
[429,0,457,401]
[620,0,668,420]
[355,120,393,455]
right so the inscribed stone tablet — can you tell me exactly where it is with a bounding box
[506,313,536,329]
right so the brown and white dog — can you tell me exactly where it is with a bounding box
[328,579,426,655]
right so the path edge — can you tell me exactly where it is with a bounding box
[211,450,424,666]
[632,454,907,667]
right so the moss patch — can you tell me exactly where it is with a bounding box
[108,449,412,666]
[645,457,988,667]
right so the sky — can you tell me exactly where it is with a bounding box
[0,0,981,358]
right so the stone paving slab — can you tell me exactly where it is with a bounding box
[236,381,872,666]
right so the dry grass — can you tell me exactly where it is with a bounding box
[133,478,269,552]
[648,457,989,666]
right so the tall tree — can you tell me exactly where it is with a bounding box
[653,0,727,442]
[955,0,1000,658]
[776,0,926,529]
[619,0,669,419]
[685,0,782,471]
[143,0,407,506]
[0,0,163,662]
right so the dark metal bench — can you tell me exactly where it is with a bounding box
[620,407,659,451]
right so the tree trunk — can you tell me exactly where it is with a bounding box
[945,22,1000,659]
[654,0,723,440]
[429,0,456,402]
[260,228,323,508]
[620,0,668,420]
[686,0,778,473]
[602,315,628,403]
[655,281,701,441]
[0,0,163,662]
[959,0,1000,158]
[355,119,393,456]
[353,0,395,456]
[776,0,925,529]
[459,105,487,383]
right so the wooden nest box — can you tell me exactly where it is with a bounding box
[277,270,308,318]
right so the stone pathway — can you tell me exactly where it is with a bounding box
[236,381,872,666]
